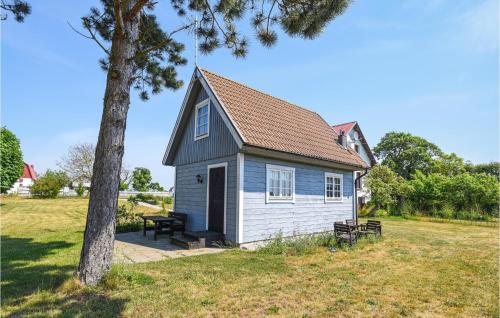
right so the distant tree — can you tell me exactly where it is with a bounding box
[365,165,411,210]
[119,164,132,190]
[373,132,443,179]
[30,170,70,198]
[132,167,152,191]
[468,162,500,180]
[149,182,164,192]
[430,153,469,177]
[0,127,24,193]
[58,143,95,184]
[77,0,353,285]
[75,183,86,197]
[59,142,131,187]
[1,0,31,22]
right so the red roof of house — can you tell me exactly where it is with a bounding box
[332,122,356,135]
[22,163,37,179]
[199,69,368,169]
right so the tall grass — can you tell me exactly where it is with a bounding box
[256,231,380,256]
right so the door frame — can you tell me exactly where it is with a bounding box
[206,162,227,234]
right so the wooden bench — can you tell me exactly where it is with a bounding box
[334,223,357,246]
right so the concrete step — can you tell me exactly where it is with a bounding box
[170,236,206,249]
[183,231,225,246]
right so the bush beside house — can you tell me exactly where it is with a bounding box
[366,132,499,220]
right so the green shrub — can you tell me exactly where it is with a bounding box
[399,200,415,218]
[374,208,388,217]
[258,231,337,256]
[439,204,454,219]
[116,203,143,233]
[30,170,69,198]
[164,196,173,205]
[75,183,86,197]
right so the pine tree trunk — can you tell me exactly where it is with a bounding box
[77,5,140,285]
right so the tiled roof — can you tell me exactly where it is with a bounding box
[22,163,37,179]
[200,69,368,169]
[332,122,356,135]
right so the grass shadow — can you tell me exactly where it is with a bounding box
[1,235,75,304]
[4,292,128,318]
[1,235,129,317]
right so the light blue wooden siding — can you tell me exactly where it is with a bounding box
[242,155,354,243]
[173,87,239,166]
[175,155,238,242]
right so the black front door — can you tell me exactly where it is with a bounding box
[208,167,225,233]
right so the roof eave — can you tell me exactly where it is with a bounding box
[241,144,366,171]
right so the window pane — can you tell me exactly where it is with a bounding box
[196,105,209,137]
[326,176,333,198]
[281,171,292,197]
[269,170,280,197]
[334,177,341,198]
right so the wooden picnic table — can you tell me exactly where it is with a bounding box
[141,215,176,240]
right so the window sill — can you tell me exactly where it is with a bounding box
[194,134,209,141]
[266,198,295,204]
[325,199,343,203]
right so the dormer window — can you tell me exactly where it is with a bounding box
[355,144,360,153]
[194,99,210,140]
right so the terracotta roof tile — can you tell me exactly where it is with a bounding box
[332,122,356,135]
[200,69,368,169]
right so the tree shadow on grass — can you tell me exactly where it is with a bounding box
[1,236,76,303]
[1,235,129,317]
[4,291,128,318]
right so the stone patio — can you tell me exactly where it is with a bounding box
[113,231,225,264]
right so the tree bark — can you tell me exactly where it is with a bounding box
[77,2,140,285]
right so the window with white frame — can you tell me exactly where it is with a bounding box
[194,100,209,139]
[266,164,295,203]
[325,172,343,202]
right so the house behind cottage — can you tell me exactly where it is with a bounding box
[9,163,37,194]
[332,122,376,208]
[163,67,371,247]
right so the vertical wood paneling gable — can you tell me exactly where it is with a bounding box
[173,87,239,166]
[174,155,238,242]
[242,155,354,243]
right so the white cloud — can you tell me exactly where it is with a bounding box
[456,0,499,53]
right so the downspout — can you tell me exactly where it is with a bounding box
[354,168,369,225]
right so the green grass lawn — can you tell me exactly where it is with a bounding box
[1,197,498,317]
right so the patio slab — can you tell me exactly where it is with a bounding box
[113,231,225,264]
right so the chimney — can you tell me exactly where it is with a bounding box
[338,130,347,148]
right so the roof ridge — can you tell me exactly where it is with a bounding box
[332,121,357,127]
[199,68,319,116]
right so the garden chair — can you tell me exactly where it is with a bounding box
[334,223,357,246]
[358,220,382,237]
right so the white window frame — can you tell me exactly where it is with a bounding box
[266,164,295,203]
[325,172,343,203]
[194,99,210,141]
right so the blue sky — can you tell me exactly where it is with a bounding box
[2,0,498,187]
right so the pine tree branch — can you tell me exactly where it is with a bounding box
[203,0,232,46]
[126,0,149,21]
[68,22,111,56]
[135,22,194,58]
[266,0,277,31]
[113,0,125,36]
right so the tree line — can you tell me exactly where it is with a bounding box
[364,132,499,220]
[0,129,167,198]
